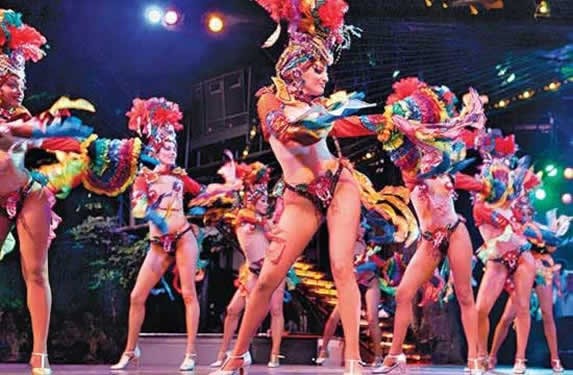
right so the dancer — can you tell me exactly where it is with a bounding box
[454,131,538,374]
[210,1,403,373]
[192,153,287,368]
[111,98,203,372]
[0,10,95,374]
[488,207,571,372]
[375,78,486,374]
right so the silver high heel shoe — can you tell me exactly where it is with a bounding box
[208,352,250,375]
[110,346,141,370]
[372,353,407,374]
[30,352,52,375]
[179,353,197,371]
[552,358,564,373]
[513,358,527,374]
[467,357,485,375]
[314,347,329,365]
[210,351,229,368]
[344,359,364,375]
[267,353,284,368]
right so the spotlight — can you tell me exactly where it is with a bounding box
[206,13,225,34]
[565,167,573,180]
[145,6,163,25]
[535,188,547,200]
[164,9,180,26]
[562,193,572,205]
[535,0,551,18]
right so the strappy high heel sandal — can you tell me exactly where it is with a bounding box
[30,352,52,375]
[210,351,229,368]
[551,358,564,373]
[267,352,284,368]
[110,346,141,370]
[486,355,497,371]
[372,353,407,374]
[208,352,250,375]
[467,357,485,375]
[513,358,527,374]
[179,353,197,371]
[314,346,329,365]
[344,359,364,375]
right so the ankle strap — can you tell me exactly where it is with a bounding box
[228,352,248,359]
[31,352,48,367]
[185,353,197,358]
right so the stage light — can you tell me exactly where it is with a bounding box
[145,6,163,25]
[564,167,573,180]
[206,13,225,34]
[535,188,547,200]
[164,9,180,26]
[562,193,572,205]
[535,0,550,18]
[392,70,400,79]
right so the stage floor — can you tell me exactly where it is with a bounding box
[0,364,565,374]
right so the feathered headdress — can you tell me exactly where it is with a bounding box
[0,9,47,81]
[255,0,357,99]
[126,97,183,153]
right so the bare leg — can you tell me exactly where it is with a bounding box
[386,241,441,358]
[489,295,517,361]
[511,252,535,361]
[222,191,321,370]
[364,279,382,358]
[326,169,363,365]
[447,224,478,360]
[175,231,200,355]
[17,189,52,369]
[269,279,285,356]
[124,246,171,352]
[536,282,560,361]
[475,261,507,357]
[321,306,341,351]
[216,289,246,360]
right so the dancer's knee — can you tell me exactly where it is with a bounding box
[23,265,48,286]
[330,261,355,285]
[181,291,197,306]
[130,290,148,306]
[456,287,475,308]
[395,285,415,305]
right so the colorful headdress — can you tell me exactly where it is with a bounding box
[126,97,183,153]
[0,9,47,81]
[255,0,356,100]
[237,161,271,205]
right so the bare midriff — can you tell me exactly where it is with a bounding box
[235,224,269,266]
[0,151,30,196]
[269,135,338,185]
[147,174,188,236]
[410,175,458,233]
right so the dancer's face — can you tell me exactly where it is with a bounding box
[255,192,269,214]
[157,140,177,166]
[0,75,25,109]
[301,61,328,98]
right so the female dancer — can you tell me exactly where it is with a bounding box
[375,78,486,374]
[0,10,94,374]
[111,98,203,372]
[488,207,570,372]
[210,1,401,373]
[192,154,286,368]
[454,132,538,374]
